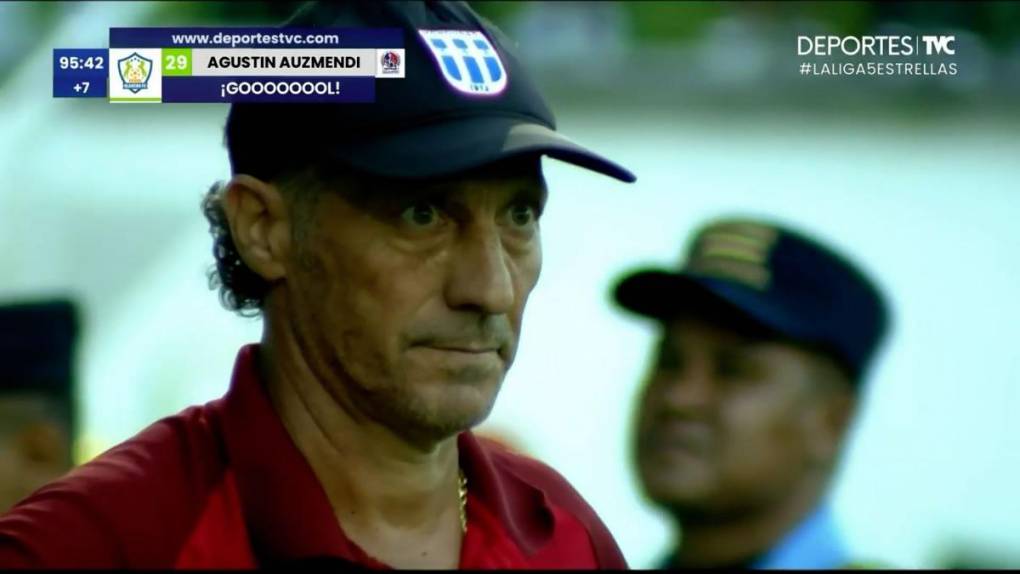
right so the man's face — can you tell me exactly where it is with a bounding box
[282,159,546,444]
[0,395,72,512]
[633,314,843,519]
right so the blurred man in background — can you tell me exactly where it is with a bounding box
[0,1,635,568]
[0,300,79,513]
[614,217,890,569]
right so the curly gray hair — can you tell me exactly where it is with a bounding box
[201,168,327,316]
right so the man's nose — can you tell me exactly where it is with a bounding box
[444,224,515,315]
[656,363,717,413]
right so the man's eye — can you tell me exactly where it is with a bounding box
[717,354,760,381]
[401,203,441,227]
[507,203,537,227]
[652,339,684,374]
[655,351,681,373]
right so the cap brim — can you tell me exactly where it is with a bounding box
[328,116,636,183]
[613,270,816,342]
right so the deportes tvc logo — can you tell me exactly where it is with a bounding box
[798,35,956,57]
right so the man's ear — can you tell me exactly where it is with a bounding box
[802,362,857,467]
[222,174,292,282]
[815,391,856,465]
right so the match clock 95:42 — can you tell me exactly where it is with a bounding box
[53,48,108,98]
[58,55,105,70]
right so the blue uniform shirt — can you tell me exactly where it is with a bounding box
[752,504,849,569]
[659,504,849,570]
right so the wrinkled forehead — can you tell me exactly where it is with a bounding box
[655,313,855,389]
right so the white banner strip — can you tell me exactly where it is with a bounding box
[191,49,377,77]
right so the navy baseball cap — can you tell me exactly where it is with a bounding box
[225,1,636,183]
[613,218,891,381]
[0,300,79,392]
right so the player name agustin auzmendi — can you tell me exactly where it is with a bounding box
[207,54,362,69]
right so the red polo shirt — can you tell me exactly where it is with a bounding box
[0,345,627,569]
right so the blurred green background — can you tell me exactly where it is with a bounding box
[4,1,1020,110]
[1,1,1018,569]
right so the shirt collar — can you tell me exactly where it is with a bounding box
[218,344,367,564]
[456,431,556,556]
[752,503,849,569]
[217,344,556,563]
[657,503,849,570]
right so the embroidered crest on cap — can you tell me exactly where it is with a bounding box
[418,30,508,96]
[684,221,780,290]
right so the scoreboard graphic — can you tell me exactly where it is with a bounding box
[53,27,404,103]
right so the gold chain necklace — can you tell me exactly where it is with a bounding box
[458,469,468,534]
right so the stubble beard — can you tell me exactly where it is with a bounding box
[355,366,506,448]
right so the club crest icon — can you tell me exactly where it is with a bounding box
[418,30,507,96]
[380,50,402,74]
[118,52,153,94]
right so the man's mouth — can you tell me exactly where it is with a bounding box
[411,335,507,358]
[421,344,500,354]
[410,343,508,366]
[641,420,714,456]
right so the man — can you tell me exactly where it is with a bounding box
[0,1,635,568]
[0,300,79,514]
[613,217,890,569]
